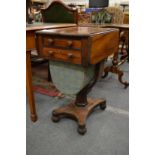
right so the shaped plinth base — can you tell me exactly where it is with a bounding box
[51,98,106,135]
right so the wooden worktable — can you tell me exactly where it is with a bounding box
[36,26,119,134]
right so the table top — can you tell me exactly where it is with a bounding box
[79,23,129,30]
[36,26,118,37]
[26,23,77,31]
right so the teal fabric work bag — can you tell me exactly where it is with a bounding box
[49,61,95,95]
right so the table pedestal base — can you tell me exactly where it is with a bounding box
[51,63,106,135]
[52,98,106,135]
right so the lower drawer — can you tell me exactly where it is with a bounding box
[41,47,82,64]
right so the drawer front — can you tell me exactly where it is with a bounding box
[43,37,81,50]
[41,47,82,64]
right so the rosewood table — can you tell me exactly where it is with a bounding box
[26,23,76,122]
[36,26,119,134]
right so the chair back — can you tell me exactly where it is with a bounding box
[105,7,124,24]
[41,0,78,23]
[90,7,124,24]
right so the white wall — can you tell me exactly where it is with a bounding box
[109,0,128,6]
[62,0,129,6]
[46,0,129,6]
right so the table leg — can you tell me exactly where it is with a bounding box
[127,34,129,62]
[26,50,38,122]
[120,30,129,62]
[102,52,129,89]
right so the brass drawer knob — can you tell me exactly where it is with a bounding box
[67,53,74,58]
[48,39,54,44]
[67,41,73,47]
[48,51,54,56]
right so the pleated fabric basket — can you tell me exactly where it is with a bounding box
[49,61,95,95]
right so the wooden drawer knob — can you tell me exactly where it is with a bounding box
[48,51,54,56]
[48,39,54,44]
[67,41,73,47]
[67,53,74,58]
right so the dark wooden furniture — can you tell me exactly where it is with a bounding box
[26,23,76,122]
[99,24,129,88]
[79,23,129,88]
[41,0,78,24]
[122,13,129,60]
[36,27,119,134]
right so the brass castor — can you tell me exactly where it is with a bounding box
[52,111,60,123]
[100,100,107,110]
[77,125,87,135]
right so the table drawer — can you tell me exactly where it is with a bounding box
[41,47,82,64]
[43,37,81,50]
